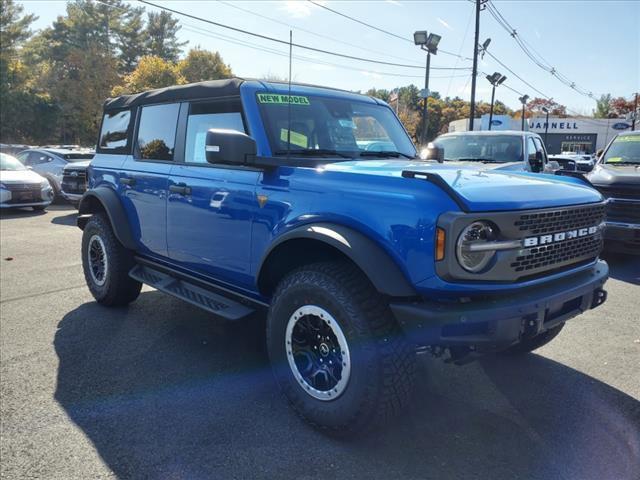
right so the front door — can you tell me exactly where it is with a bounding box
[119,102,181,258]
[167,99,260,289]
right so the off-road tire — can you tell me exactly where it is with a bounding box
[82,213,141,306]
[501,323,565,355]
[267,260,416,435]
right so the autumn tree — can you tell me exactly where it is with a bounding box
[145,11,187,62]
[594,94,613,118]
[608,94,638,117]
[178,48,232,83]
[526,97,567,117]
[112,55,185,96]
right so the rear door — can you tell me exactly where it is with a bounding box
[119,102,181,258]
[166,98,260,289]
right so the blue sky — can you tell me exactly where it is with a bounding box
[20,0,640,114]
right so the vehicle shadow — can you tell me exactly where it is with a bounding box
[0,207,47,219]
[601,251,640,285]
[54,292,640,480]
[50,210,78,227]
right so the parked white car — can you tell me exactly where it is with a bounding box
[0,153,54,211]
[16,148,94,201]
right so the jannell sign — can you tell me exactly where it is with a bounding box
[529,120,579,130]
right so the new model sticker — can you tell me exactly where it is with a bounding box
[257,94,310,105]
[523,225,600,247]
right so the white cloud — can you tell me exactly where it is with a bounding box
[279,0,314,18]
[361,71,382,79]
[437,17,453,31]
[385,0,402,6]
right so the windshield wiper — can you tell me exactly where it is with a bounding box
[605,161,640,165]
[449,157,505,163]
[274,149,352,159]
[359,151,415,160]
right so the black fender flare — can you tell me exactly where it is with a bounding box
[77,187,137,250]
[258,223,417,297]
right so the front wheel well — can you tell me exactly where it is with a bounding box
[258,238,364,297]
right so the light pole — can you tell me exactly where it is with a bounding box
[518,95,529,131]
[485,72,506,130]
[542,106,550,146]
[414,31,441,146]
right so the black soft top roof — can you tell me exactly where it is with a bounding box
[103,78,244,111]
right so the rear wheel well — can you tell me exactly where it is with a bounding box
[258,239,366,297]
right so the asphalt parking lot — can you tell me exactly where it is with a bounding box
[1,204,639,480]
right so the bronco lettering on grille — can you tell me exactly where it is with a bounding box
[523,225,599,247]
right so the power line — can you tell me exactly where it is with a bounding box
[214,0,421,64]
[138,0,468,71]
[306,0,472,61]
[180,20,471,80]
[485,1,598,99]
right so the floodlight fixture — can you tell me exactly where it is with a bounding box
[413,31,428,46]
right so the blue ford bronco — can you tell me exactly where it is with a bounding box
[78,78,609,433]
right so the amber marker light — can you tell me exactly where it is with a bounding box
[435,228,446,261]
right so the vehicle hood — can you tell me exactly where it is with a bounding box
[63,160,91,170]
[0,169,45,184]
[587,163,640,186]
[323,160,603,211]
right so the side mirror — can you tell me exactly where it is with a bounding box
[205,129,257,165]
[421,143,444,163]
[595,148,604,160]
[529,151,544,172]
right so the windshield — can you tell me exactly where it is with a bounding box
[602,135,640,165]
[0,153,27,171]
[256,92,416,159]
[434,134,523,163]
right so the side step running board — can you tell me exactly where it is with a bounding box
[129,264,254,321]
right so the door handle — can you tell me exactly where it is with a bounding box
[169,183,192,195]
[120,177,136,186]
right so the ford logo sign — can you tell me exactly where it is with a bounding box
[612,122,630,130]
[491,119,502,126]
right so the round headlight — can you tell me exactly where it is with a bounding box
[456,221,498,273]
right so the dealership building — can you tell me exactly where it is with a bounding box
[448,114,636,154]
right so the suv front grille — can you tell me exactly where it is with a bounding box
[511,235,602,273]
[4,183,41,192]
[514,204,606,235]
[510,203,605,277]
[606,200,640,224]
[62,170,88,194]
[596,185,640,201]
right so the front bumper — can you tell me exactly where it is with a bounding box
[391,260,608,350]
[61,191,83,204]
[0,200,52,208]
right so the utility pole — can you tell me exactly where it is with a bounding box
[422,52,431,145]
[633,92,638,131]
[469,0,485,131]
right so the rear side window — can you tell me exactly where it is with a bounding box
[98,110,131,152]
[136,103,180,161]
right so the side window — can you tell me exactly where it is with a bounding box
[184,101,244,164]
[28,152,52,165]
[533,138,547,163]
[136,103,180,161]
[98,110,132,152]
[526,137,537,162]
[16,152,29,164]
